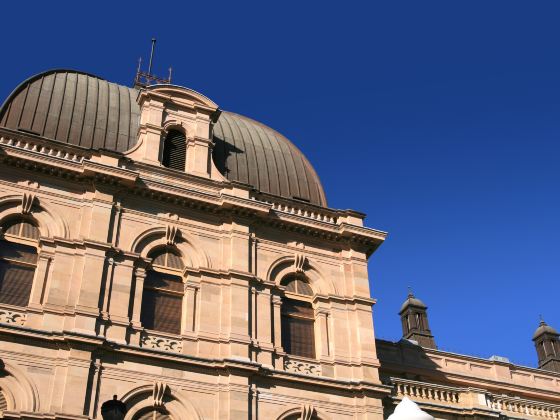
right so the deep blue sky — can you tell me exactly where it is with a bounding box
[2,1,559,367]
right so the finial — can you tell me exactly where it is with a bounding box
[539,314,546,325]
[407,285,414,298]
[168,67,173,83]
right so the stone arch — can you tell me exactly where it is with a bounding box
[119,384,203,420]
[0,194,69,239]
[129,226,211,269]
[162,119,189,138]
[267,255,336,295]
[0,361,40,411]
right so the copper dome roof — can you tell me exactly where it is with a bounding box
[0,70,326,206]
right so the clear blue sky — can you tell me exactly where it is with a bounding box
[2,1,559,367]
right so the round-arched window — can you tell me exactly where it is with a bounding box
[0,218,39,307]
[140,247,184,335]
[280,274,315,359]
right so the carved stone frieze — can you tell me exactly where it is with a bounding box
[141,332,182,353]
[0,309,26,326]
[283,356,321,376]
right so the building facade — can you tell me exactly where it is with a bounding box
[0,69,557,419]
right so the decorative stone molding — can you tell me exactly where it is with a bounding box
[293,253,306,274]
[166,225,180,245]
[260,197,338,224]
[392,378,461,404]
[284,356,321,376]
[486,393,560,418]
[0,134,86,163]
[21,193,36,214]
[141,332,182,353]
[301,404,316,420]
[0,309,26,326]
[152,381,167,407]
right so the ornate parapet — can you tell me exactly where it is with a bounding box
[140,331,182,353]
[391,378,461,404]
[283,355,321,376]
[0,308,26,326]
[486,393,560,419]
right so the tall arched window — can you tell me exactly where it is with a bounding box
[162,130,187,171]
[0,219,39,307]
[281,275,315,358]
[141,247,184,334]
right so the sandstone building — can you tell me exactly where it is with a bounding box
[0,68,557,419]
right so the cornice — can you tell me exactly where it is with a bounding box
[0,127,386,252]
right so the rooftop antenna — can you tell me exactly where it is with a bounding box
[134,38,172,88]
[148,38,156,75]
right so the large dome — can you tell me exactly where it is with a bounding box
[0,70,326,206]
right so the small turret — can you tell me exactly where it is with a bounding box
[533,318,560,373]
[399,290,436,349]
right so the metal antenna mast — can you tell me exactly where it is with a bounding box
[148,38,156,75]
[134,38,172,88]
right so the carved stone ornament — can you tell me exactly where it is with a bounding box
[293,253,306,274]
[166,225,179,245]
[152,381,167,407]
[301,404,316,420]
[141,332,182,353]
[284,357,321,376]
[0,309,26,326]
[21,193,36,214]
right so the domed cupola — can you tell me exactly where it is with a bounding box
[533,318,560,373]
[0,69,326,207]
[399,290,436,349]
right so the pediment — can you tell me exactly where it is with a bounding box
[141,84,219,112]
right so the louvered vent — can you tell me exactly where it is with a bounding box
[162,130,186,171]
[0,389,7,411]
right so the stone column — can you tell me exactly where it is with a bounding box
[182,278,200,355]
[129,265,146,346]
[271,294,284,369]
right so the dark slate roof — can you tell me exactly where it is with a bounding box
[0,70,326,206]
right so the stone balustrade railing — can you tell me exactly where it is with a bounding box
[140,331,182,353]
[391,378,461,404]
[488,394,560,419]
[261,199,337,224]
[283,355,321,376]
[0,135,85,163]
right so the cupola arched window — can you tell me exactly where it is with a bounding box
[0,218,39,307]
[280,274,315,358]
[162,130,187,171]
[140,247,184,334]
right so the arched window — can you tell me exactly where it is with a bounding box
[141,247,184,334]
[280,274,315,358]
[0,219,39,307]
[162,130,187,171]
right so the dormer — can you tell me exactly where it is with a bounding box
[127,84,221,179]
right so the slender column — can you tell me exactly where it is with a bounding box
[129,266,146,346]
[272,294,284,369]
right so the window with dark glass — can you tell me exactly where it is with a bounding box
[281,275,315,358]
[0,220,39,307]
[162,129,187,171]
[141,247,184,334]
